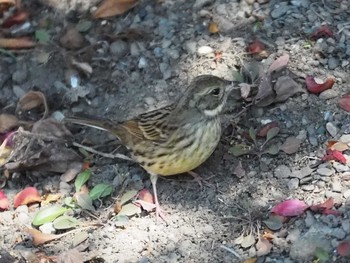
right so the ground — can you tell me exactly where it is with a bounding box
[1,0,350,262]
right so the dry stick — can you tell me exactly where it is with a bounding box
[220,245,242,260]
[72,142,133,162]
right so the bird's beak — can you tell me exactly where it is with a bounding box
[225,81,240,93]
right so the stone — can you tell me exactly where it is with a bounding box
[110,40,129,59]
[328,57,340,70]
[197,46,214,55]
[271,4,289,19]
[326,122,338,137]
[331,180,342,193]
[319,89,337,100]
[274,165,291,178]
[287,178,299,190]
[317,167,335,177]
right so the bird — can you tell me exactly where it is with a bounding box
[65,75,238,220]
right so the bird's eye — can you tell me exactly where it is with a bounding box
[210,88,220,96]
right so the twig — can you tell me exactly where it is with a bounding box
[220,245,242,260]
[72,142,133,162]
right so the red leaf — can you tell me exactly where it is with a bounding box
[306,76,335,94]
[310,25,333,40]
[257,122,280,137]
[14,187,41,208]
[339,93,350,112]
[2,10,29,28]
[323,209,342,216]
[247,39,265,54]
[337,241,350,256]
[137,188,154,204]
[271,199,309,217]
[0,190,9,211]
[322,149,347,164]
[310,197,334,212]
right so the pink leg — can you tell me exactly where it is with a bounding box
[150,173,167,222]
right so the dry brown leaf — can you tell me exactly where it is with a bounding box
[16,91,48,120]
[94,0,138,18]
[256,237,272,256]
[0,37,35,49]
[281,136,302,154]
[208,22,219,33]
[0,114,18,133]
[41,193,62,206]
[242,258,257,263]
[24,227,66,246]
[331,141,349,151]
[0,0,15,4]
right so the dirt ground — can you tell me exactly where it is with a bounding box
[1,0,350,262]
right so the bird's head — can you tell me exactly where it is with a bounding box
[179,75,237,117]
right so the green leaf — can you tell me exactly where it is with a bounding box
[315,247,330,261]
[35,29,50,44]
[115,215,129,227]
[263,214,283,231]
[64,196,77,208]
[228,144,251,157]
[241,234,256,248]
[120,190,138,205]
[75,169,91,192]
[118,203,141,217]
[76,193,95,211]
[53,215,80,230]
[76,20,92,32]
[232,70,244,83]
[266,127,280,142]
[89,183,113,200]
[32,205,69,226]
[263,143,280,155]
[249,127,257,144]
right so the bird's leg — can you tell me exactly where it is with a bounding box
[150,173,167,222]
[187,170,214,188]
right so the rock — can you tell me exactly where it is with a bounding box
[341,219,350,233]
[274,165,291,178]
[340,134,350,143]
[291,166,313,179]
[343,189,350,199]
[60,27,84,49]
[331,180,342,193]
[287,178,299,190]
[178,240,194,257]
[317,167,335,177]
[328,57,340,70]
[301,185,315,191]
[319,89,337,100]
[12,85,26,99]
[271,4,289,19]
[138,57,148,69]
[289,225,332,261]
[12,64,28,84]
[185,41,197,54]
[39,222,56,234]
[330,228,346,240]
[110,40,129,59]
[194,0,212,9]
[333,163,349,172]
[197,46,214,55]
[202,224,214,234]
[326,122,338,137]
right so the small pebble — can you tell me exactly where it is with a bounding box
[319,89,337,100]
[287,178,299,190]
[197,46,214,55]
[317,167,335,177]
[339,134,350,143]
[271,4,289,19]
[326,122,338,137]
[274,165,291,178]
[138,57,148,69]
[341,219,350,233]
[343,189,350,199]
[39,222,56,234]
[328,57,340,70]
[301,185,315,191]
[331,180,342,192]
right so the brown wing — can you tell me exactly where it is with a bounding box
[120,106,175,143]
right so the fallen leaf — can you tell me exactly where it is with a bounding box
[257,122,279,137]
[271,199,309,217]
[330,141,349,152]
[0,37,35,49]
[24,227,65,246]
[263,214,284,230]
[16,91,48,120]
[71,59,93,75]
[60,27,84,49]
[310,25,333,40]
[247,39,265,54]
[75,19,93,32]
[89,183,113,200]
[310,197,333,213]
[0,190,9,210]
[41,193,61,206]
[322,149,347,164]
[268,54,289,73]
[35,29,50,44]
[281,136,302,154]
[339,93,350,112]
[0,114,18,133]
[242,259,257,263]
[314,247,330,261]
[2,10,29,28]
[133,200,156,212]
[249,127,257,144]
[305,76,335,94]
[233,160,246,178]
[256,237,272,256]
[117,203,141,217]
[94,0,138,18]
[32,205,69,226]
[266,127,280,142]
[120,189,138,205]
[75,193,95,211]
[61,163,83,183]
[0,0,15,4]
[137,188,154,204]
[241,234,256,248]
[72,230,89,247]
[337,240,350,256]
[273,75,304,103]
[115,214,129,227]
[14,187,41,208]
[263,143,280,155]
[208,22,219,33]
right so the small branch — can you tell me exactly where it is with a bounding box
[72,142,133,162]
[220,245,242,260]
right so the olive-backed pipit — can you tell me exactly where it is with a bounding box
[65,75,237,220]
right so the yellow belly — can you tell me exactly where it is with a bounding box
[134,119,221,176]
